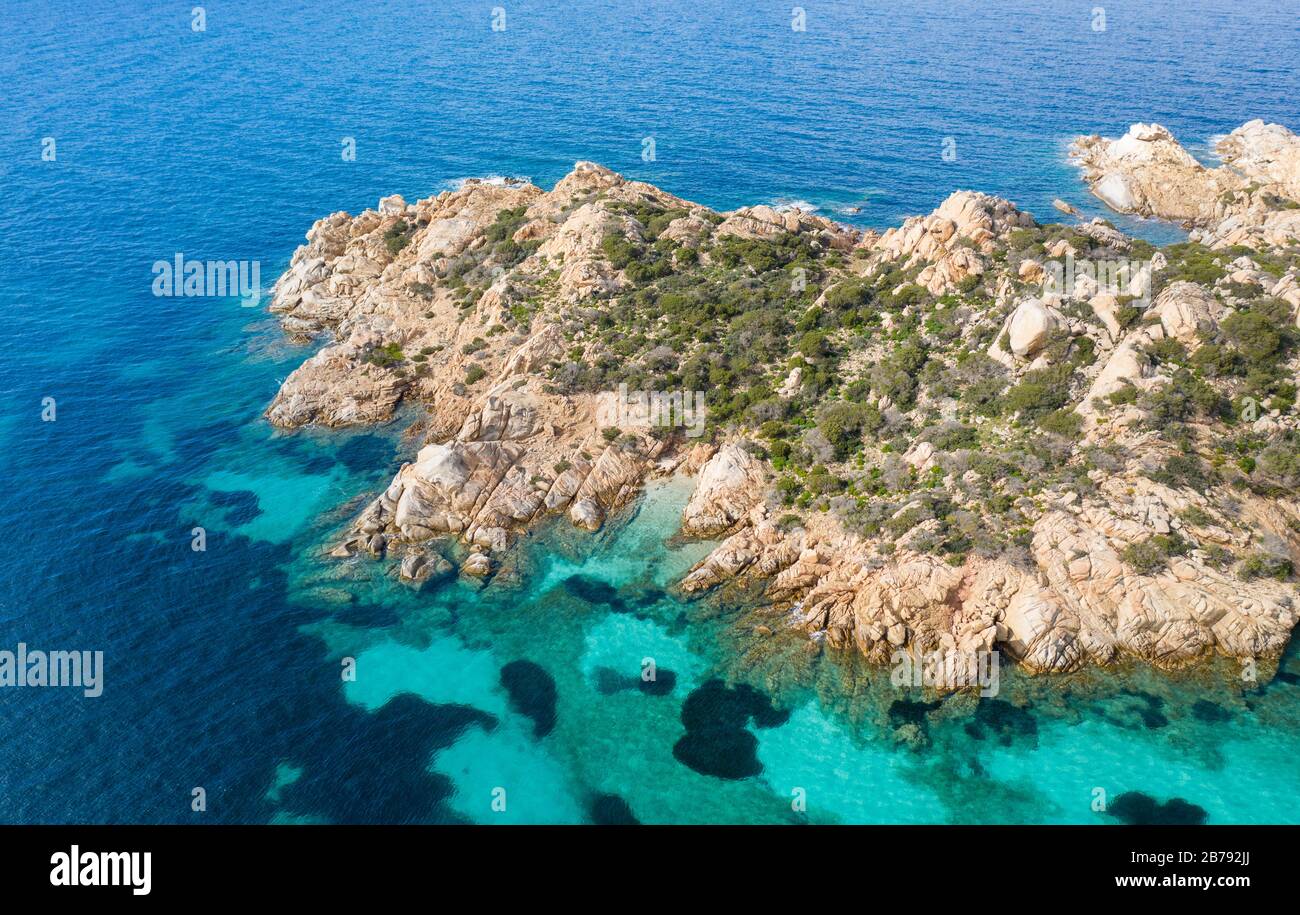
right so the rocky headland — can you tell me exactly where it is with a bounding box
[267,121,1300,687]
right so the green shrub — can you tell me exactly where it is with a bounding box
[1037,408,1083,438]
[880,283,929,311]
[366,342,404,367]
[1255,435,1300,488]
[805,465,846,495]
[600,232,640,269]
[484,206,528,242]
[1158,242,1227,287]
[1002,364,1073,419]
[928,424,980,451]
[776,513,804,531]
[384,219,413,256]
[1107,384,1139,406]
[824,278,874,311]
[1238,553,1293,581]
[798,330,830,360]
[870,340,929,409]
[884,506,926,539]
[1222,310,1282,363]
[1145,337,1187,366]
[1148,453,1210,490]
[817,401,883,459]
[1141,369,1228,428]
[1120,533,1189,575]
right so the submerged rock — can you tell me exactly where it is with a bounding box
[398,547,454,588]
[1106,791,1208,825]
[593,665,677,697]
[672,679,789,780]
[461,551,492,577]
[499,660,557,737]
[588,793,640,825]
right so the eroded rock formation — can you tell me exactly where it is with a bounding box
[269,122,1300,687]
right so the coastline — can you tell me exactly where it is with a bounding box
[284,466,1300,824]
[265,120,1300,692]
[6,1,1300,830]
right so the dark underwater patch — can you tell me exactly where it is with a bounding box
[1107,791,1208,825]
[595,666,626,696]
[1114,689,1169,730]
[630,586,669,608]
[672,679,789,779]
[674,727,762,780]
[0,347,501,826]
[276,693,496,823]
[888,698,943,729]
[301,453,336,475]
[887,698,946,747]
[332,601,401,629]
[337,434,398,474]
[563,574,628,612]
[1191,699,1232,723]
[639,669,677,696]
[500,660,558,737]
[209,488,263,525]
[173,419,244,466]
[594,665,676,697]
[589,793,640,825]
[964,698,1039,747]
[1244,653,1300,705]
[266,436,334,475]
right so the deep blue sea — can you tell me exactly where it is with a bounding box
[2,0,1299,824]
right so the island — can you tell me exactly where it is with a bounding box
[264,120,1300,689]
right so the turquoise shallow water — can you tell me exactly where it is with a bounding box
[1,0,1298,823]
[278,479,1300,825]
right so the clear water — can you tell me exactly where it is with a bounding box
[1,0,1298,824]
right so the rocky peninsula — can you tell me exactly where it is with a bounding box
[267,121,1300,687]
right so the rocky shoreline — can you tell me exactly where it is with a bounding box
[266,121,1300,688]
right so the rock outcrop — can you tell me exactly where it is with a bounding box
[716,205,858,250]
[1071,123,1232,222]
[680,444,767,536]
[265,328,409,428]
[1006,298,1058,358]
[1148,281,1223,347]
[1217,119,1300,202]
[864,190,1035,294]
[1070,121,1300,249]
[270,130,1300,688]
[684,479,1300,676]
